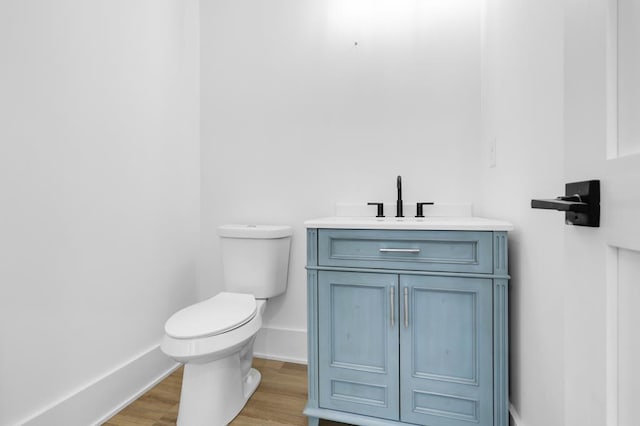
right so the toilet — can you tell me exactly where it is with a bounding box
[161,224,292,426]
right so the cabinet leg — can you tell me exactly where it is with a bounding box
[307,416,319,426]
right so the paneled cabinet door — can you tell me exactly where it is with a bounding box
[399,275,494,426]
[317,271,400,421]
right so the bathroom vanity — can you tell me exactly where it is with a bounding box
[304,217,512,426]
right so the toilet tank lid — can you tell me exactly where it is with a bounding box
[164,292,257,339]
[218,224,292,239]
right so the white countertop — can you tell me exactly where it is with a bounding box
[304,216,514,231]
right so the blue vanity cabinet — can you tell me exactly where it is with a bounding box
[305,228,509,426]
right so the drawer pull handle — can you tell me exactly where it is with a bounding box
[379,248,421,254]
[390,287,395,328]
[404,287,409,329]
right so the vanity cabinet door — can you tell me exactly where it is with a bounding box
[399,275,493,426]
[318,271,400,421]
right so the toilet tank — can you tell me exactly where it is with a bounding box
[217,224,292,299]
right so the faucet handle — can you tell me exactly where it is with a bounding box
[416,202,434,218]
[367,202,385,218]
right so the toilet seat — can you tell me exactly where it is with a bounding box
[161,299,266,364]
[165,292,257,339]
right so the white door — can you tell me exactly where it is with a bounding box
[564,1,640,425]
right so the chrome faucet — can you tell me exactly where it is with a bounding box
[396,175,403,218]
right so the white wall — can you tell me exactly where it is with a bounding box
[478,0,566,425]
[200,0,484,358]
[0,1,200,424]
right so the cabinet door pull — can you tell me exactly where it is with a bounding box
[390,287,395,328]
[404,287,409,328]
[379,248,421,254]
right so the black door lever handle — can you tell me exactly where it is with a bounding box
[530,196,589,213]
[531,180,600,227]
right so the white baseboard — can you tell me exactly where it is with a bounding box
[21,329,305,426]
[254,326,307,364]
[22,345,179,426]
[510,403,524,426]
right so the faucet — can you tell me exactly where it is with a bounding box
[396,175,403,218]
[368,176,433,218]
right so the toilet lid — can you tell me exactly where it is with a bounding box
[165,292,257,339]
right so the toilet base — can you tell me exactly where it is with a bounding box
[177,352,261,426]
[243,367,261,399]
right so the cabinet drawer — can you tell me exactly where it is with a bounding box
[318,229,493,274]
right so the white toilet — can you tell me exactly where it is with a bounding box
[161,224,292,426]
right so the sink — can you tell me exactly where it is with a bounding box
[303,216,514,231]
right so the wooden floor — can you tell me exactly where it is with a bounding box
[104,358,347,426]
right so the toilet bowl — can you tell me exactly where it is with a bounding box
[161,224,292,426]
[162,293,267,425]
